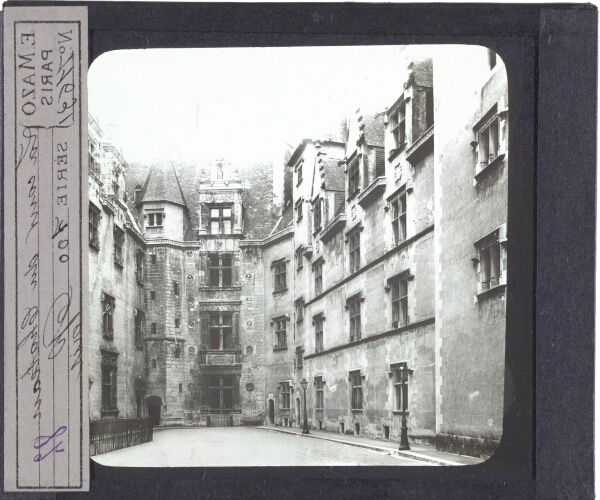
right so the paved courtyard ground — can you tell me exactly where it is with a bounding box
[92,427,434,467]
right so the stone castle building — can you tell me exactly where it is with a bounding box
[88,47,508,458]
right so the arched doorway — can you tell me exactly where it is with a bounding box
[268,399,275,425]
[145,395,162,426]
[296,397,301,427]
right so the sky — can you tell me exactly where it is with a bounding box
[88,45,434,166]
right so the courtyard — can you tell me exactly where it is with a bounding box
[91,427,435,467]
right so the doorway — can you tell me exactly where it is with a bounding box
[145,395,162,426]
[268,399,275,425]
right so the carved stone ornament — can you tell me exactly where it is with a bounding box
[187,275,195,283]
[351,205,357,220]
[216,240,224,249]
[200,305,238,312]
[246,320,254,330]
[101,351,119,368]
[188,383,195,391]
[188,347,196,355]
[207,354,235,365]
[246,383,255,392]
[246,345,254,354]
[188,321,195,328]
[187,296,195,305]
[245,272,253,282]
[186,250,194,257]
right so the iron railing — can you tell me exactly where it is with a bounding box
[90,418,153,456]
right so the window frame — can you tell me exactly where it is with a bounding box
[314,315,324,353]
[296,346,304,369]
[475,228,505,294]
[273,259,287,292]
[274,317,287,349]
[315,376,324,409]
[208,205,234,235]
[295,297,305,322]
[350,370,363,410]
[313,197,322,233]
[348,298,362,342]
[101,351,119,412]
[147,211,163,227]
[209,313,234,350]
[210,376,234,411]
[390,102,406,150]
[134,308,145,348]
[113,225,125,267]
[89,203,100,249]
[295,246,304,272]
[280,381,291,409]
[348,229,361,273]
[135,249,144,283]
[208,253,233,288]
[313,259,323,296]
[391,191,407,245]
[102,293,115,339]
[348,157,360,197]
[392,278,409,328]
[295,198,303,222]
[392,362,410,413]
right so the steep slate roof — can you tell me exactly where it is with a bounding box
[322,157,345,192]
[363,112,386,148]
[138,163,188,209]
[333,191,346,217]
[407,58,433,88]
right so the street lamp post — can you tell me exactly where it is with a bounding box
[300,378,309,434]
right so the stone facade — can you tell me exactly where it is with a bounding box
[88,49,507,459]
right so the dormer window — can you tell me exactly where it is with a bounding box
[390,103,406,150]
[209,206,232,235]
[348,157,360,197]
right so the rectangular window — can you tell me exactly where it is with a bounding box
[175,318,180,328]
[478,115,500,170]
[208,254,233,288]
[148,212,163,226]
[295,247,304,271]
[151,322,157,336]
[101,355,118,411]
[174,346,181,358]
[392,278,409,327]
[102,293,115,339]
[391,103,406,149]
[295,298,304,322]
[393,363,409,412]
[392,193,407,245]
[210,376,234,410]
[134,309,145,348]
[136,249,144,282]
[89,152,101,177]
[297,162,303,185]
[350,370,362,410]
[173,281,179,296]
[152,359,157,368]
[296,199,303,222]
[349,299,361,341]
[151,254,157,264]
[273,260,287,291]
[113,225,125,266]
[275,318,287,348]
[209,206,233,235]
[313,198,322,232]
[348,157,360,196]
[315,315,324,353]
[281,382,291,409]
[479,238,502,291]
[89,203,100,248]
[150,291,156,300]
[315,376,324,409]
[314,261,323,295]
[179,383,183,393]
[296,346,303,369]
[209,313,233,350]
[349,230,361,273]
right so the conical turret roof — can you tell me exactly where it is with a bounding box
[137,162,188,209]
